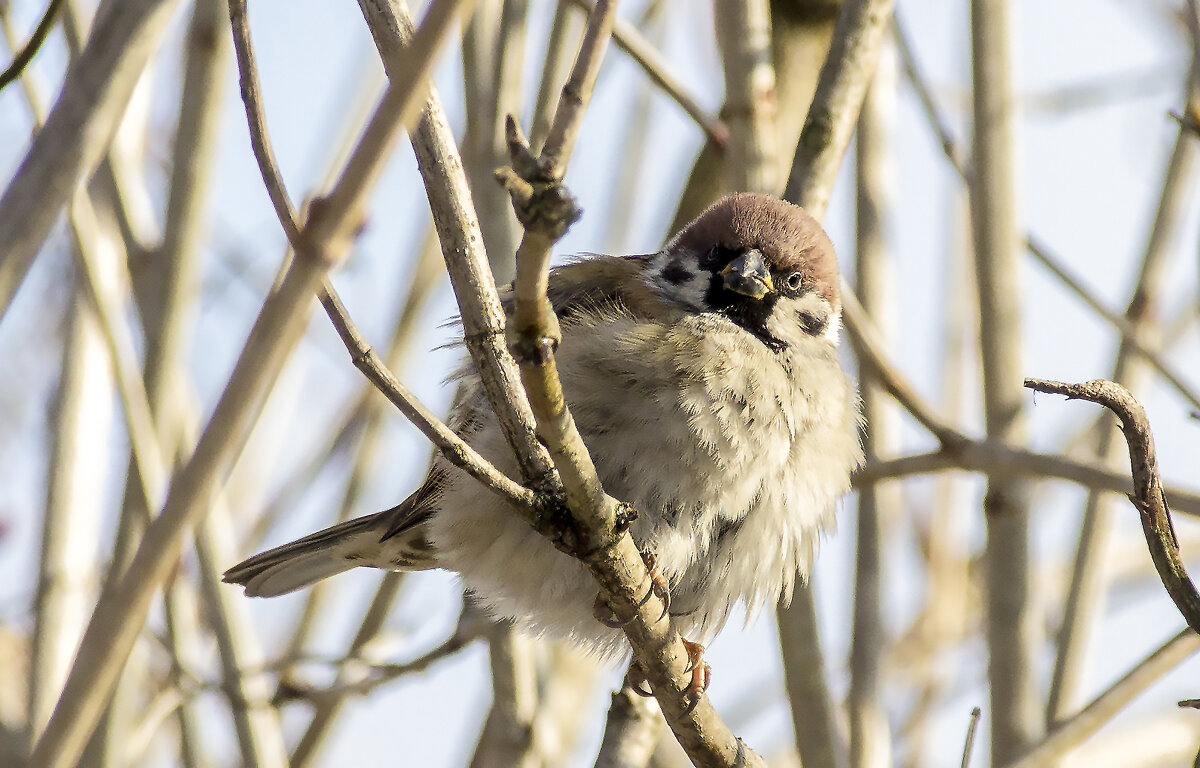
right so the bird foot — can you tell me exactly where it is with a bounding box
[623,639,712,713]
[626,665,655,697]
[593,548,671,628]
[681,639,712,714]
[638,548,671,622]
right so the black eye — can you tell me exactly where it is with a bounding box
[785,272,804,292]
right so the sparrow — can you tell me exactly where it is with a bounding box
[225,192,862,686]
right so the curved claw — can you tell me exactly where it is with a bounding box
[681,639,712,714]
[593,593,635,628]
[638,549,672,622]
[631,679,656,697]
[627,665,655,697]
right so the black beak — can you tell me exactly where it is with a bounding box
[720,248,774,299]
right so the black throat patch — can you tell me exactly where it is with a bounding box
[704,273,787,353]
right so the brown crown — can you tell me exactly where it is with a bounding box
[667,193,841,308]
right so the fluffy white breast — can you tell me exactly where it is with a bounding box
[426,305,861,654]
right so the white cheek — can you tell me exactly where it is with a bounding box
[823,310,841,345]
[767,294,837,347]
[645,252,715,313]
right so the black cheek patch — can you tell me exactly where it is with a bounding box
[799,311,828,336]
[661,261,693,285]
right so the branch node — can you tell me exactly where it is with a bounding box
[496,116,582,238]
[613,502,638,534]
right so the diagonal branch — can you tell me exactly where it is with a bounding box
[1001,626,1200,768]
[26,4,470,767]
[783,0,895,219]
[568,0,726,147]
[0,0,181,320]
[494,2,766,763]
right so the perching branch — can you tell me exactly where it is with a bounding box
[594,676,666,768]
[492,2,766,763]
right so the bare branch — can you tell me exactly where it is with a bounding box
[538,0,618,178]
[849,39,896,768]
[854,443,1200,519]
[494,2,767,761]
[288,575,405,768]
[0,0,180,319]
[779,583,847,768]
[893,15,1200,415]
[228,0,300,243]
[0,0,64,93]
[1024,379,1200,633]
[317,281,538,513]
[960,708,982,768]
[1002,627,1200,768]
[783,0,895,218]
[594,676,665,768]
[26,4,470,765]
[970,0,1040,757]
[569,0,727,147]
[715,0,778,193]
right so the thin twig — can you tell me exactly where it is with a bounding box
[854,443,1200,518]
[1024,379,1200,633]
[841,288,964,445]
[280,618,479,701]
[960,708,981,768]
[0,0,64,93]
[568,0,726,147]
[530,0,577,152]
[228,0,301,243]
[288,574,405,768]
[538,0,618,178]
[317,280,538,514]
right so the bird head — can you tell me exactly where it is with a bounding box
[646,193,842,352]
